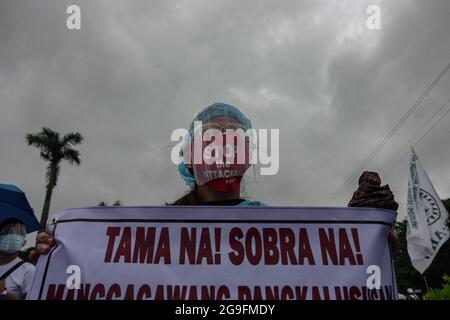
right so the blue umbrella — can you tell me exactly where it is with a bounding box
[0,183,41,233]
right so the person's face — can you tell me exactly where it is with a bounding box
[186,116,245,170]
[200,116,245,134]
[189,116,252,192]
[0,221,26,254]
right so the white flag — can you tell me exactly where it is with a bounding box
[406,147,449,273]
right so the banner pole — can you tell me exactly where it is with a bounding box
[423,275,430,293]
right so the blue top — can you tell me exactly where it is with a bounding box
[237,200,267,206]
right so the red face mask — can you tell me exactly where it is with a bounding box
[187,132,252,192]
[206,176,244,193]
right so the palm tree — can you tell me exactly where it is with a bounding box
[26,127,83,226]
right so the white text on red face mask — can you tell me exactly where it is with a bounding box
[170,122,280,176]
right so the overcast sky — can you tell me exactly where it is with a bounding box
[1,0,449,232]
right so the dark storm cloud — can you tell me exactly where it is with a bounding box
[1,0,449,231]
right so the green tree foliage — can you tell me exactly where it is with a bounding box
[424,275,450,300]
[26,127,83,226]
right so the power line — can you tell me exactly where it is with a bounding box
[329,63,450,204]
[328,62,450,204]
[382,106,450,178]
[380,97,450,176]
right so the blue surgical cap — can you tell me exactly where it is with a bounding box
[189,102,252,136]
[179,102,252,188]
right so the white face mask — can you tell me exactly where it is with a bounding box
[0,234,25,253]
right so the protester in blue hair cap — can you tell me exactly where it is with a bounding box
[178,102,253,190]
[175,102,264,206]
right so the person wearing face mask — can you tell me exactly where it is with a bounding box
[171,102,265,206]
[0,220,36,300]
[31,103,399,260]
[0,183,40,300]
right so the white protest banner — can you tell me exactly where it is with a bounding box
[27,206,398,300]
